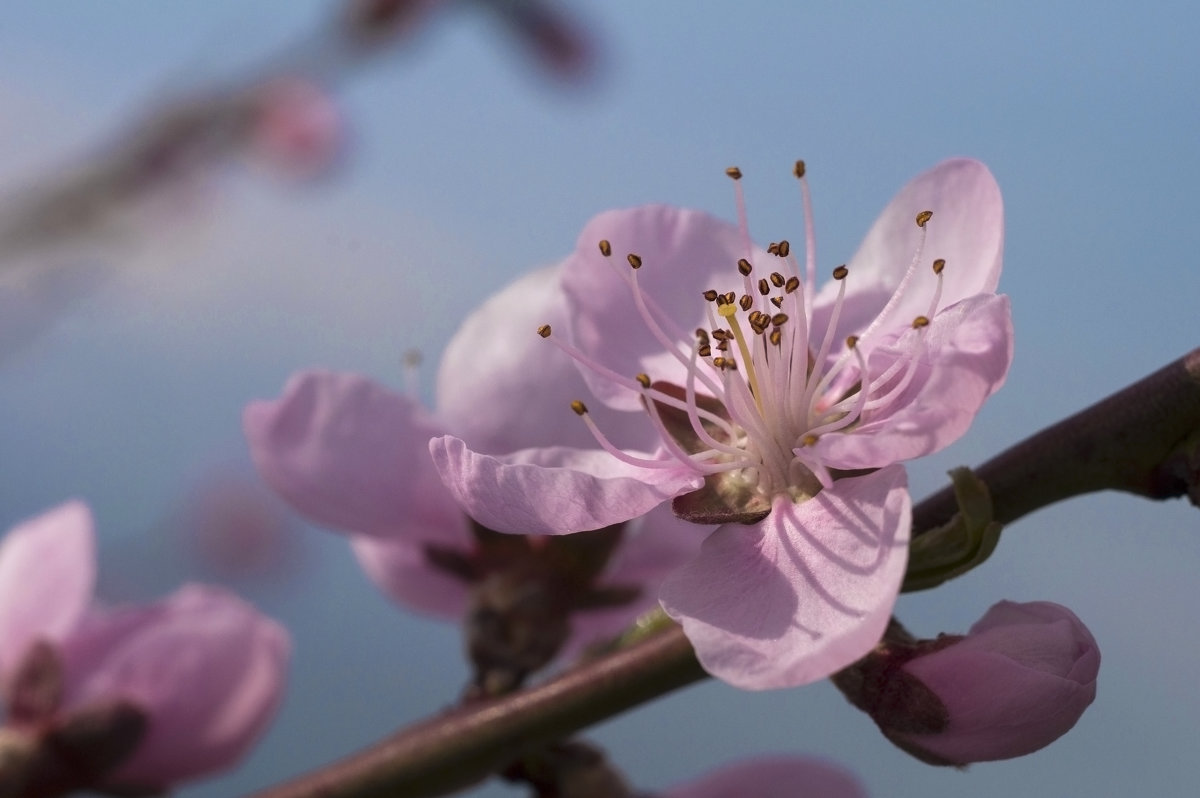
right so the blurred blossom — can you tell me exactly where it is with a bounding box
[431,159,1012,690]
[176,466,306,581]
[246,78,344,179]
[244,265,704,692]
[834,601,1100,766]
[662,755,867,798]
[0,502,289,795]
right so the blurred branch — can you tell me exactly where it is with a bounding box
[241,346,1200,798]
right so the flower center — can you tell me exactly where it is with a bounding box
[541,163,946,512]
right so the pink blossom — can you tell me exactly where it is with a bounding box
[889,601,1100,765]
[0,502,289,792]
[243,265,704,656]
[247,78,343,178]
[432,159,1012,689]
[664,755,867,798]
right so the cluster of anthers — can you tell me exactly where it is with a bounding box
[538,161,950,509]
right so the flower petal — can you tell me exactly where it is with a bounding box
[244,370,469,547]
[349,533,471,620]
[561,205,770,410]
[65,585,290,787]
[660,467,910,690]
[430,435,703,535]
[0,501,95,683]
[811,158,1004,346]
[663,755,868,798]
[813,293,1013,469]
[437,263,655,452]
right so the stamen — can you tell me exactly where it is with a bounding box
[627,253,643,269]
[758,278,770,295]
[858,211,930,342]
[776,239,791,258]
[926,259,945,318]
[727,166,753,265]
[598,239,612,257]
[915,210,933,228]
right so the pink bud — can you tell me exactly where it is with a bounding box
[893,600,1100,764]
[664,755,867,798]
[60,585,290,790]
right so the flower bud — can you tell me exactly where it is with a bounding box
[834,601,1099,765]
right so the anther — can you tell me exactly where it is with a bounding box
[770,272,785,288]
[570,400,588,416]
[915,210,933,228]
[635,373,651,388]
[793,160,806,179]
[598,240,612,257]
[722,291,736,305]
[912,315,930,328]
[767,242,780,255]
[716,340,730,351]
[737,258,753,276]
[703,289,720,302]
[725,166,743,180]
[698,343,712,357]
[627,253,643,269]
[712,329,729,341]
[770,296,784,308]
[932,258,946,274]
[801,434,819,447]
[784,276,800,293]
[776,239,791,258]
[695,328,710,341]
[537,324,552,338]
[739,294,753,311]
[832,265,849,280]
[771,313,789,327]
[846,335,859,349]
[769,328,782,346]
[712,356,728,368]
[757,278,770,295]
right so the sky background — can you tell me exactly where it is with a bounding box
[0,2,1198,797]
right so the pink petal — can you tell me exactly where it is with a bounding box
[565,502,708,653]
[66,585,290,786]
[561,205,771,410]
[813,294,1013,469]
[436,264,654,453]
[660,467,910,690]
[811,158,1004,346]
[430,435,703,535]
[349,533,470,620]
[0,501,96,682]
[816,158,1003,348]
[244,370,470,548]
[664,755,868,798]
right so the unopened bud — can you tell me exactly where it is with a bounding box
[834,601,1099,766]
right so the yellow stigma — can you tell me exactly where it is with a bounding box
[716,301,764,415]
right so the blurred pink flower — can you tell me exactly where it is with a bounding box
[0,501,289,793]
[433,159,1012,689]
[247,78,343,179]
[244,266,704,658]
[664,755,867,798]
[889,600,1100,765]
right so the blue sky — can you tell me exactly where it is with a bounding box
[1,2,1198,796]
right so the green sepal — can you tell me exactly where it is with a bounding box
[902,467,1002,592]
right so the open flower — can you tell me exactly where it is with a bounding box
[0,501,289,794]
[432,159,1012,689]
[245,266,704,688]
